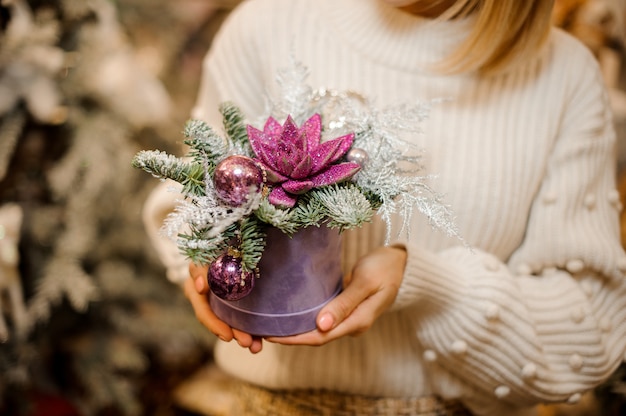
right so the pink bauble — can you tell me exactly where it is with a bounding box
[213,155,264,206]
[208,254,255,301]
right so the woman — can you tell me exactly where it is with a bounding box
[148,0,626,414]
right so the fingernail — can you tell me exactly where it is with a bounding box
[318,313,334,332]
[194,277,205,292]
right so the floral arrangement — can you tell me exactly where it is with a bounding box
[132,63,458,301]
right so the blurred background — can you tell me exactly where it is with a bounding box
[0,0,625,415]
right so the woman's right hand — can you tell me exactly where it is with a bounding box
[185,263,264,354]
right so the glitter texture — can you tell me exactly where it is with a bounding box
[213,155,264,206]
[247,114,360,208]
[208,254,256,301]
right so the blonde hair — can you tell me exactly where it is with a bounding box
[438,0,555,74]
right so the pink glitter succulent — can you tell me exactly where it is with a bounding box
[247,114,361,208]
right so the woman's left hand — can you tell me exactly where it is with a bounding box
[266,246,406,346]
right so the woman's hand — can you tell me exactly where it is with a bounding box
[185,263,264,353]
[266,246,406,346]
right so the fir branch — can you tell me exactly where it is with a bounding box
[164,188,262,241]
[177,216,266,272]
[131,150,187,181]
[312,184,375,231]
[359,187,384,211]
[181,162,208,197]
[238,217,266,272]
[292,194,326,229]
[177,223,238,266]
[219,102,250,151]
[253,185,374,234]
[182,119,229,169]
[253,198,300,234]
[131,150,205,197]
[25,257,99,334]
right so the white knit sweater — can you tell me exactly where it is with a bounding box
[145,0,626,414]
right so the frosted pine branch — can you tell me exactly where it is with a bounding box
[254,199,299,234]
[163,189,262,240]
[266,58,313,125]
[132,150,205,196]
[183,119,230,163]
[132,150,188,181]
[313,185,374,231]
[292,197,325,229]
[26,257,99,333]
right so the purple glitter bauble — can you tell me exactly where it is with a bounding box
[208,254,255,301]
[213,155,264,206]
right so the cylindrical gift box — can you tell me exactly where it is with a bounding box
[209,225,343,336]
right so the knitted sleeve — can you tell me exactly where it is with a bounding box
[395,40,626,411]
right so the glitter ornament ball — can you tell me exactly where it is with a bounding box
[213,155,264,206]
[208,254,256,301]
[346,148,369,166]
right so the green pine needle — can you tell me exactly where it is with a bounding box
[238,217,266,272]
[220,102,250,150]
[254,199,299,234]
[131,150,206,197]
[292,195,326,229]
[183,119,229,169]
[178,223,239,266]
[310,184,375,231]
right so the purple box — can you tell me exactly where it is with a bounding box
[209,225,343,336]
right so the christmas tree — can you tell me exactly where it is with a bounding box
[0,0,241,414]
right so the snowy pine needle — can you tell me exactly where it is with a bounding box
[314,185,374,231]
[183,120,229,166]
[254,199,300,234]
[132,150,186,181]
[132,150,205,196]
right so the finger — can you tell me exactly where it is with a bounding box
[316,275,377,332]
[232,328,252,347]
[270,294,378,345]
[189,263,209,294]
[317,246,404,332]
[342,271,353,287]
[232,329,264,353]
[249,336,264,354]
[184,277,233,342]
[269,279,397,346]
